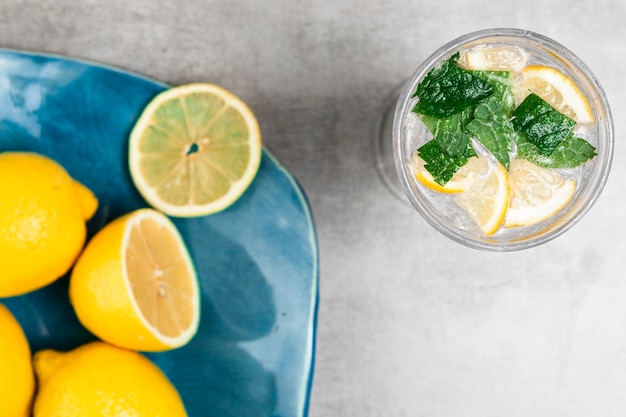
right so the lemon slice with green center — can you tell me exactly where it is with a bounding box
[129,83,262,217]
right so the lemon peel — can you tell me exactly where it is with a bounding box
[0,152,98,297]
[0,304,35,417]
[33,341,188,417]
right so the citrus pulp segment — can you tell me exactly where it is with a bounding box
[460,44,529,71]
[505,158,576,228]
[70,208,200,351]
[129,83,262,217]
[514,65,594,123]
[453,156,509,236]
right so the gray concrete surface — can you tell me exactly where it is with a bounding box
[2,1,626,416]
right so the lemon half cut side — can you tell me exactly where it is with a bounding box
[70,208,200,352]
[129,83,262,217]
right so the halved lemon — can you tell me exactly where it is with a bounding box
[459,44,528,71]
[129,83,262,217]
[454,156,509,236]
[513,65,593,123]
[504,158,576,228]
[69,208,200,352]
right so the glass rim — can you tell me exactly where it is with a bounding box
[392,27,614,251]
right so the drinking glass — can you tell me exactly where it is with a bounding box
[380,28,613,251]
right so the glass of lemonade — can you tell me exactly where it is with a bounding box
[393,28,613,251]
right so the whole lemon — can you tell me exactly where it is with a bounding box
[0,152,98,297]
[33,341,188,417]
[0,303,35,417]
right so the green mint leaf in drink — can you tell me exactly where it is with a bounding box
[437,131,475,158]
[516,133,597,168]
[412,53,495,118]
[466,96,515,170]
[511,93,576,156]
[416,139,471,186]
[471,70,516,115]
[419,107,475,157]
[549,136,597,167]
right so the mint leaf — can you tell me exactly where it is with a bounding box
[465,96,515,170]
[516,133,597,168]
[412,53,495,118]
[419,106,475,157]
[471,70,516,115]
[437,131,475,158]
[511,93,576,156]
[417,140,471,186]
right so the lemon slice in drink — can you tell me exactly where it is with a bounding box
[453,156,509,236]
[513,65,594,123]
[70,208,200,352]
[459,45,528,71]
[504,158,576,228]
[129,83,262,217]
[413,153,498,194]
[412,154,465,193]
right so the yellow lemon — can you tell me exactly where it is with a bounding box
[513,65,594,123]
[453,156,509,236]
[70,208,200,352]
[129,83,262,217]
[0,152,98,297]
[33,341,187,417]
[0,304,35,417]
[505,158,576,228]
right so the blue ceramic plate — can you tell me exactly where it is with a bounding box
[0,49,318,417]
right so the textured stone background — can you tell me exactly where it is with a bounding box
[2,1,625,416]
